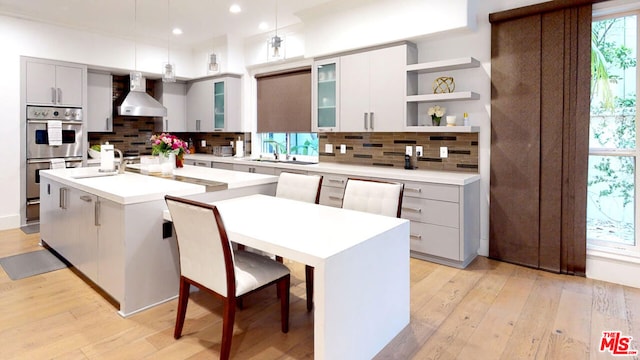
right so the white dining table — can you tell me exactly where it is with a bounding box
[164,194,410,359]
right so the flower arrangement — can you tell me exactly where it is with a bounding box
[150,133,189,157]
[428,105,446,126]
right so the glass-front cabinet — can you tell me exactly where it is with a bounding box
[312,58,339,132]
[213,80,225,130]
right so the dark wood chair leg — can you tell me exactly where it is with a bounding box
[174,276,191,339]
[278,274,290,333]
[236,297,244,310]
[220,298,236,360]
[275,255,283,263]
[305,265,314,312]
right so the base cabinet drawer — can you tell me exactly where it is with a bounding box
[401,196,459,228]
[319,186,344,207]
[403,181,459,202]
[409,221,460,260]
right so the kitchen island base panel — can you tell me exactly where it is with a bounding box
[410,250,478,269]
[314,224,410,360]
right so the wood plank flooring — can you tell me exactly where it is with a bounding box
[1,228,639,359]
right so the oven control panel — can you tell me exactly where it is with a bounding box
[27,106,82,121]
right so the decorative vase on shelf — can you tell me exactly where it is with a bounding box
[428,105,446,127]
[159,152,175,176]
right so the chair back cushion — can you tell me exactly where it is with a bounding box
[275,172,323,204]
[165,196,234,297]
[342,178,404,218]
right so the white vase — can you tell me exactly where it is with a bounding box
[160,152,175,176]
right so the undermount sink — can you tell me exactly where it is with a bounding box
[251,159,317,165]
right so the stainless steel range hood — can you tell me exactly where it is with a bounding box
[117,74,167,117]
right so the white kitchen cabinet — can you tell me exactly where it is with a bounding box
[308,172,349,208]
[184,159,212,167]
[39,179,68,252]
[25,58,85,107]
[96,197,124,302]
[186,75,241,132]
[186,78,212,132]
[312,58,340,132]
[233,164,275,175]
[340,44,413,132]
[66,187,99,282]
[155,81,187,132]
[87,72,113,132]
[211,162,234,170]
[400,180,480,268]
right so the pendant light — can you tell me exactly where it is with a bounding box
[130,0,143,90]
[207,52,219,73]
[162,0,176,82]
[269,0,283,60]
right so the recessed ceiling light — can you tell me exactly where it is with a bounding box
[229,4,241,14]
[172,28,183,35]
[259,22,269,31]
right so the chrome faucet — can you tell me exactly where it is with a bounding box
[114,148,125,174]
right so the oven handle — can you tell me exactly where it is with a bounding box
[27,120,82,125]
[27,158,83,164]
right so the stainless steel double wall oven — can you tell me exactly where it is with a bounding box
[26,106,84,221]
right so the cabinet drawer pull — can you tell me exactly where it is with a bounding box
[402,206,422,213]
[80,195,92,202]
[410,234,422,240]
[405,187,422,193]
[59,188,67,209]
[95,198,101,226]
[363,113,368,130]
[106,117,111,130]
[328,195,343,201]
[328,178,345,184]
[51,87,56,103]
[370,112,374,130]
[165,119,169,129]
[57,88,62,103]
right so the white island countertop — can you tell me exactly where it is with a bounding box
[40,165,278,205]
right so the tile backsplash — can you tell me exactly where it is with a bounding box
[319,132,478,172]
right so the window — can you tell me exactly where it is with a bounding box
[588,13,639,253]
[260,132,319,158]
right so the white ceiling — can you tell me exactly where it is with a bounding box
[0,0,339,47]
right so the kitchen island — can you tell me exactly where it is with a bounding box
[39,165,278,316]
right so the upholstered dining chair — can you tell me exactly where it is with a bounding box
[341,177,405,217]
[165,195,291,360]
[275,171,323,203]
[274,171,322,312]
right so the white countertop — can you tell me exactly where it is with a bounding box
[40,165,279,205]
[40,167,206,205]
[155,164,278,189]
[185,153,480,185]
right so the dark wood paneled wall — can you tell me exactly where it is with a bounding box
[489,4,592,275]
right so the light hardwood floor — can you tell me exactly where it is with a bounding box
[0,228,639,359]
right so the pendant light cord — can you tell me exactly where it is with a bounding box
[167,0,171,63]
[134,0,137,71]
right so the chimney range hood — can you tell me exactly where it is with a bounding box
[117,73,167,117]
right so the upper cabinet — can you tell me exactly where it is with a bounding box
[87,72,113,132]
[155,82,187,133]
[186,75,241,132]
[340,45,414,132]
[25,58,85,107]
[312,58,340,132]
[312,43,416,132]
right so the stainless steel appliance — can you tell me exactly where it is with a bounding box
[26,106,84,221]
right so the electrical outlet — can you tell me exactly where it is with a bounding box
[200,140,206,147]
[416,146,423,157]
[325,144,333,153]
[405,146,413,156]
[340,144,347,154]
[440,146,448,158]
